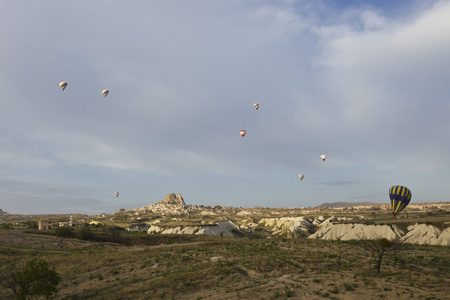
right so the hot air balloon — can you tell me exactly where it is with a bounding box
[102,89,109,97]
[253,103,259,110]
[59,81,67,91]
[115,192,119,197]
[240,130,246,137]
[389,185,411,216]
[298,174,304,181]
[321,155,326,161]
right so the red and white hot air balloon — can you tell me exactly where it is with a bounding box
[240,130,246,137]
[321,155,326,161]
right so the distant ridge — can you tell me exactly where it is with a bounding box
[318,202,383,208]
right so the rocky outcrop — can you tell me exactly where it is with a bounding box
[434,227,450,246]
[308,223,402,241]
[124,193,240,216]
[401,224,450,246]
[258,217,314,238]
[147,220,240,237]
[158,193,185,206]
[0,209,7,216]
[126,193,197,216]
[308,222,450,246]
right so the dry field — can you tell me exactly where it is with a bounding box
[0,229,449,300]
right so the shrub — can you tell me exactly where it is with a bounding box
[0,223,12,229]
[0,258,61,299]
[54,226,75,238]
[343,283,354,291]
[360,238,403,274]
[78,227,95,240]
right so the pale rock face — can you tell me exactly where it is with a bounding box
[161,226,182,234]
[401,224,442,245]
[180,227,198,234]
[434,227,450,246]
[195,220,239,237]
[148,225,163,234]
[308,222,450,246]
[200,211,218,215]
[314,216,336,227]
[308,223,400,241]
[258,217,313,238]
[159,193,185,206]
[236,210,251,216]
[146,220,239,237]
[312,219,322,226]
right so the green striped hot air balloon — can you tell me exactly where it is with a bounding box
[389,185,412,216]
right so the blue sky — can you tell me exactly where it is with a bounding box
[1,0,449,214]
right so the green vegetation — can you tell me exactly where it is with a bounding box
[0,229,449,299]
[54,226,75,238]
[0,258,61,299]
[360,238,403,274]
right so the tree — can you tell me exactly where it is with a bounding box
[0,258,61,299]
[78,226,96,240]
[361,237,402,274]
[54,226,75,238]
[102,226,124,243]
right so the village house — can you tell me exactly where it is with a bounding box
[59,215,84,227]
[38,221,53,230]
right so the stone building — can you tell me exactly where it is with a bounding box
[38,221,53,230]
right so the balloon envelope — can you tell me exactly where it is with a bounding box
[321,155,326,161]
[59,81,67,91]
[102,89,109,97]
[253,103,259,110]
[115,192,119,197]
[389,185,412,216]
[240,130,246,137]
[298,174,304,181]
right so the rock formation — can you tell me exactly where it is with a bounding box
[308,223,402,241]
[158,193,185,206]
[258,217,314,238]
[401,224,450,246]
[308,222,450,246]
[148,220,240,237]
[112,193,450,245]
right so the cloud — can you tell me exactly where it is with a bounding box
[1,1,450,214]
[319,181,359,186]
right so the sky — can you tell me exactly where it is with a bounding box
[1,0,450,215]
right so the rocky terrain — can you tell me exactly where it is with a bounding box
[1,193,449,298]
[121,193,245,216]
[2,193,449,245]
[117,192,450,217]
[109,193,450,246]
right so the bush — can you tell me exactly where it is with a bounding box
[78,227,96,240]
[0,258,61,299]
[360,238,403,274]
[54,226,75,238]
[0,223,12,229]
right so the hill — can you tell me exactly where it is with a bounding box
[0,228,449,299]
[318,202,382,208]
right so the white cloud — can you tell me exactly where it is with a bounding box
[1,1,450,213]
